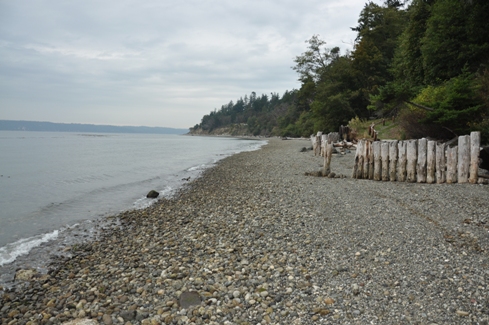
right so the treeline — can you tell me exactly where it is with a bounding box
[193,0,489,141]
[190,90,300,136]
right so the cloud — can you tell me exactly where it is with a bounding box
[0,0,382,128]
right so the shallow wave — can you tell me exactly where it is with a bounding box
[133,186,173,209]
[0,230,60,266]
[187,164,207,172]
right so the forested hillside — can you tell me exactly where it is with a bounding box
[191,0,489,142]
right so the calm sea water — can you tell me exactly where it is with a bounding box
[0,131,265,281]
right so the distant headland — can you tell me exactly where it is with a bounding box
[0,120,188,135]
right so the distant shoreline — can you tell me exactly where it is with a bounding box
[0,120,188,135]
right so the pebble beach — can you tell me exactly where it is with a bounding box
[1,138,489,325]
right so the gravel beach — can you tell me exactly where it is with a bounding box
[2,138,489,325]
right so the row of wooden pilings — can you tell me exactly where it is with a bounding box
[352,131,483,184]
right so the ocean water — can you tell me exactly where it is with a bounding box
[0,131,265,284]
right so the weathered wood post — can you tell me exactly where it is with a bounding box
[417,138,427,183]
[406,140,418,182]
[457,135,470,183]
[362,140,370,179]
[353,140,365,179]
[398,141,407,182]
[381,142,390,181]
[373,141,382,181]
[389,141,398,181]
[321,134,327,157]
[435,143,446,184]
[314,132,322,156]
[322,141,333,176]
[446,146,458,183]
[469,131,481,184]
[368,141,375,180]
[426,141,436,184]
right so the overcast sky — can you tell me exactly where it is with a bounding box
[0,0,382,129]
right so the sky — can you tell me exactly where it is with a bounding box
[0,0,383,129]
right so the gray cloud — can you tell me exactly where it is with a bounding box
[0,0,381,128]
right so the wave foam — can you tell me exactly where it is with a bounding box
[0,230,59,266]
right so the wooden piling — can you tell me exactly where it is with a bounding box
[406,140,417,182]
[426,141,436,184]
[323,142,333,176]
[320,134,327,157]
[373,141,382,181]
[389,141,398,181]
[457,135,470,183]
[469,131,480,184]
[417,138,427,183]
[446,146,458,184]
[353,140,365,179]
[398,141,407,182]
[435,143,446,184]
[381,142,390,181]
[362,140,370,180]
[368,141,374,180]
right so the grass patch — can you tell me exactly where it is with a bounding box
[348,117,403,141]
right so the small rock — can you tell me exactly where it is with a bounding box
[352,284,360,295]
[456,310,469,316]
[120,310,136,321]
[102,314,113,325]
[324,297,335,305]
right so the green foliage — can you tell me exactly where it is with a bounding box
[409,72,485,136]
[292,35,340,83]
[421,0,489,84]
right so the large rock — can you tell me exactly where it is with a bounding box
[179,291,201,309]
[14,269,37,281]
[146,190,159,199]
